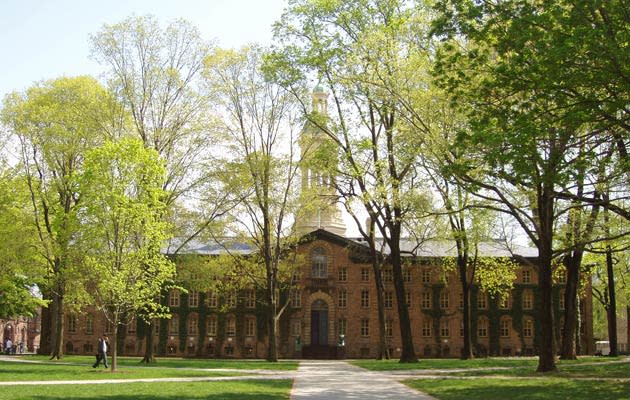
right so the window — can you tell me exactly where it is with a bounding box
[459,293,464,309]
[153,319,160,336]
[403,268,412,282]
[245,290,256,308]
[421,269,431,283]
[226,317,236,336]
[292,271,300,283]
[207,316,217,336]
[291,319,301,336]
[361,289,369,308]
[422,319,432,337]
[226,291,237,308]
[440,319,450,337]
[169,315,179,334]
[523,319,533,337]
[245,318,256,336]
[522,270,532,284]
[557,268,567,284]
[478,318,488,338]
[523,290,533,310]
[360,319,369,337]
[338,319,347,336]
[405,292,411,307]
[382,268,393,282]
[188,290,199,308]
[385,319,393,337]
[187,315,198,335]
[460,321,464,337]
[384,291,393,309]
[291,290,302,308]
[311,247,328,278]
[169,290,180,307]
[338,289,347,308]
[67,315,77,334]
[207,291,218,308]
[477,291,487,309]
[338,267,347,282]
[86,314,94,335]
[500,293,511,310]
[440,290,449,309]
[361,268,370,281]
[127,317,137,334]
[500,319,510,337]
[559,290,565,310]
[421,291,432,309]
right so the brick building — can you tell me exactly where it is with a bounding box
[59,228,593,359]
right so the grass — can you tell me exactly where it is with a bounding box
[351,356,623,371]
[404,377,630,400]
[0,360,245,381]
[432,360,630,378]
[15,355,298,370]
[0,379,292,400]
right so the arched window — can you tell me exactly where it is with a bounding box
[311,247,328,278]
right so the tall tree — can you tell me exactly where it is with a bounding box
[203,46,303,361]
[1,76,119,359]
[0,167,47,319]
[90,15,232,362]
[432,0,629,372]
[78,138,176,372]
[269,0,433,363]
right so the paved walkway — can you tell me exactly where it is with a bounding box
[290,361,434,400]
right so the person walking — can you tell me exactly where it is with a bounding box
[92,334,109,368]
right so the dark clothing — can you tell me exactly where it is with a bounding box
[92,337,109,368]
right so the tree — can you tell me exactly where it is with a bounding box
[1,76,119,359]
[431,0,629,372]
[78,138,176,372]
[203,46,303,361]
[269,0,433,363]
[90,15,232,362]
[0,168,47,319]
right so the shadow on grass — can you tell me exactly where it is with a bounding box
[405,378,630,400]
[0,380,293,400]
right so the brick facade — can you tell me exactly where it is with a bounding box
[60,230,593,358]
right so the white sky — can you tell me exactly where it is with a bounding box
[0,0,287,99]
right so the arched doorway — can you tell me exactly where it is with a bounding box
[310,299,328,345]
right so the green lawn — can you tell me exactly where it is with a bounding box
[15,355,298,370]
[0,360,244,381]
[431,360,630,378]
[0,380,292,400]
[351,356,623,371]
[405,378,630,400]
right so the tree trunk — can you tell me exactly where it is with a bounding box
[536,188,557,372]
[560,255,580,360]
[605,245,618,356]
[389,228,417,363]
[111,319,118,372]
[141,322,156,363]
[49,292,64,360]
[373,261,389,360]
[266,286,278,362]
[461,273,473,359]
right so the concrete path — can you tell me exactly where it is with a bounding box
[290,361,434,400]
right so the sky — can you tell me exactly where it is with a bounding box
[0,0,287,99]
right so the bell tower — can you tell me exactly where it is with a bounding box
[295,85,346,236]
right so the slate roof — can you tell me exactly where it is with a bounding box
[165,229,538,259]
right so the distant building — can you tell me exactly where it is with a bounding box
[1,315,40,353]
